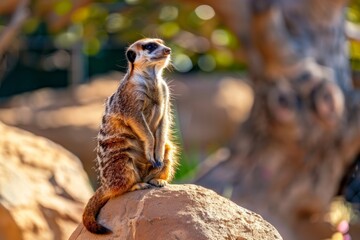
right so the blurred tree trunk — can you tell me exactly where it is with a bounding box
[186,0,360,239]
[0,0,29,81]
[0,0,29,56]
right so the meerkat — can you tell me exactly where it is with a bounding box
[82,38,177,234]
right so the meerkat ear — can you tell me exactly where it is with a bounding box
[126,50,136,63]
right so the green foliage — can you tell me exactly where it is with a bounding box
[54,0,73,16]
[4,1,360,71]
[348,0,360,71]
[350,41,360,71]
[1,0,242,72]
[349,0,360,23]
[174,150,199,182]
[171,109,200,182]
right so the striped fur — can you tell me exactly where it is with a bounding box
[83,38,177,234]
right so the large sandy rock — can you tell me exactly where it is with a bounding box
[69,184,282,240]
[0,122,93,240]
[0,73,253,186]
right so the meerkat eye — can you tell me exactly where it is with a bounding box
[142,43,158,52]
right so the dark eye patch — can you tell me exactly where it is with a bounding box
[142,42,158,52]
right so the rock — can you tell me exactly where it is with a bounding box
[69,184,282,240]
[0,77,117,186]
[0,122,93,240]
[0,73,253,186]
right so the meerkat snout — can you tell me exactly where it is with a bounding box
[163,47,171,55]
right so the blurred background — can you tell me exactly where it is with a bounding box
[0,0,253,185]
[1,0,360,239]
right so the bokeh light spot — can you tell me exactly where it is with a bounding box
[55,0,72,16]
[211,29,230,46]
[198,55,216,72]
[71,7,89,23]
[55,32,79,49]
[195,5,215,20]
[158,22,180,38]
[173,54,193,72]
[106,13,127,33]
[347,7,360,23]
[125,0,140,5]
[83,38,101,56]
[215,50,234,67]
[159,6,179,21]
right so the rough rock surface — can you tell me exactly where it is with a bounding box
[0,122,93,240]
[69,184,282,240]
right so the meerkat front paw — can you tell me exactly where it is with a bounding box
[147,156,163,169]
[130,182,153,191]
[150,151,163,168]
[152,158,164,168]
[148,179,168,187]
[145,148,158,168]
[154,149,164,169]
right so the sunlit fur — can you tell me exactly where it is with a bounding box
[82,38,178,234]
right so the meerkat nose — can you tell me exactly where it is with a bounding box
[163,48,171,55]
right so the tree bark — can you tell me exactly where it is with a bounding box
[190,0,360,239]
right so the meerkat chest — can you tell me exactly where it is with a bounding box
[133,75,167,130]
[144,86,165,131]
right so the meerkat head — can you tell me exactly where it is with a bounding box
[125,38,171,73]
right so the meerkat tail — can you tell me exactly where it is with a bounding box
[82,187,112,234]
